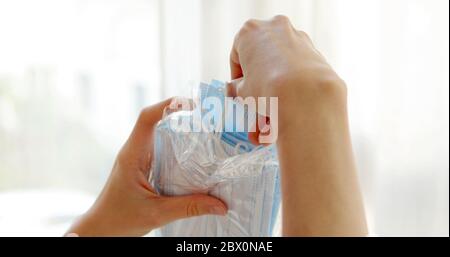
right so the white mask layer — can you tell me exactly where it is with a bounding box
[150,80,281,237]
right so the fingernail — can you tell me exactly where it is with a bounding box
[209,206,227,215]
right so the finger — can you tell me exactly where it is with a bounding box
[230,19,263,80]
[156,194,228,226]
[165,97,195,116]
[126,98,174,149]
[119,98,175,173]
[135,98,174,134]
[230,18,264,80]
[257,116,274,146]
[230,42,243,80]
[248,129,260,146]
[227,79,267,146]
[248,115,272,146]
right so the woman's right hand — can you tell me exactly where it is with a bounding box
[228,15,347,136]
[228,16,368,236]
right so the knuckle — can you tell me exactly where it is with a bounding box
[272,15,290,24]
[235,19,261,44]
[238,19,261,37]
[244,18,260,29]
[317,76,347,97]
[296,30,310,39]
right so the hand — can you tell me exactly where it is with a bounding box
[67,98,227,236]
[229,16,367,236]
[228,15,347,135]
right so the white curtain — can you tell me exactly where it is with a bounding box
[0,0,448,236]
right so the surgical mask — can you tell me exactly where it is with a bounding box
[150,80,281,236]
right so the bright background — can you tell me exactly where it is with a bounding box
[0,0,448,236]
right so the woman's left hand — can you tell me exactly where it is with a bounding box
[67,98,227,236]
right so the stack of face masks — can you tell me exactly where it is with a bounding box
[150,80,280,236]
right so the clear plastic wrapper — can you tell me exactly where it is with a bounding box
[150,80,280,236]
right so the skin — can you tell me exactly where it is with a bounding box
[228,16,368,236]
[67,98,227,236]
[68,15,367,236]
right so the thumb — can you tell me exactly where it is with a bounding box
[156,194,227,226]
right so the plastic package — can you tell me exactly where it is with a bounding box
[150,80,280,236]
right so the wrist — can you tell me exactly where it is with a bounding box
[276,76,348,139]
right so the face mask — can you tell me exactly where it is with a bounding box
[150,80,281,236]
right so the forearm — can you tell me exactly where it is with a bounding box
[277,81,368,236]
